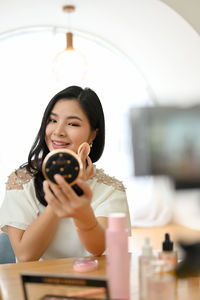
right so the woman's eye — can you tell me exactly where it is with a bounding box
[68,123,79,127]
[49,119,56,123]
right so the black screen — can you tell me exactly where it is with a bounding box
[130,105,200,189]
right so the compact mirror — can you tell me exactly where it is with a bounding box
[42,148,83,195]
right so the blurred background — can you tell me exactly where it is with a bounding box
[0,0,200,229]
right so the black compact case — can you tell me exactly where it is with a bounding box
[42,149,83,196]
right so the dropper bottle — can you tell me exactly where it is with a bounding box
[158,233,178,269]
[139,237,155,300]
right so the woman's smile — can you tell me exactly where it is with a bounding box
[52,140,70,149]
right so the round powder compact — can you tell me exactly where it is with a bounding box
[42,148,83,195]
[73,257,99,273]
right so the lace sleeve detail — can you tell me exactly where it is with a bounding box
[6,168,33,190]
[95,168,126,192]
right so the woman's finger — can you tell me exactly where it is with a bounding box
[75,179,93,199]
[43,180,67,215]
[85,156,95,178]
[43,180,55,202]
[53,174,77,200]
[54,174,92,206]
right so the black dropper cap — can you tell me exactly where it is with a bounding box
[162,233,173,251]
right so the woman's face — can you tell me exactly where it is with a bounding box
[45,99,96,153]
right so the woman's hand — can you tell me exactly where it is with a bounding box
[43,175,92,219]
[78,142,95,181]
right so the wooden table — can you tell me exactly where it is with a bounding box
[0,224,200,300]
[131,223,200,252]
[0,256,107,300]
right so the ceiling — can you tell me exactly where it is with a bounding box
[0,0,200,105]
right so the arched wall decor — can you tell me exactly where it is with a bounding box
[0,26,152,225]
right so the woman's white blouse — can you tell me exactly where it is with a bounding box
[0,168,131,260]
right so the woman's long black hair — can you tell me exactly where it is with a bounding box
[23,86,105,206]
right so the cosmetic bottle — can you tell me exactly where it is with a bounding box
[106,213,130,300]
[139,237,155,300]
[146,259,175,300]
[159,233,178,270]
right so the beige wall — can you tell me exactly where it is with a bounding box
[161,0,200,35]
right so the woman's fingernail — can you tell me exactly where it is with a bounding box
[76,178,83,184]
[43,180,48,188]
[54,174,60,180]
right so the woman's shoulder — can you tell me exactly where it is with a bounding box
[93,168,126,192]
[6,167,34,190]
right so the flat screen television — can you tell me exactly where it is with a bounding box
[130,105,200,189]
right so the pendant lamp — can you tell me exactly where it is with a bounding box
[53,5,87,84]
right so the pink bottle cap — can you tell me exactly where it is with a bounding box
[108,213,126,231]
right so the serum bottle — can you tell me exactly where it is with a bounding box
[139,237,155,300]
[146,259,175,300]
[106,213,130,300]
[159,233,178,269]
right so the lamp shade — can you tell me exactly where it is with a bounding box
[53,32,87,84]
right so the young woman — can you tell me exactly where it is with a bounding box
[0,86,131,262]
